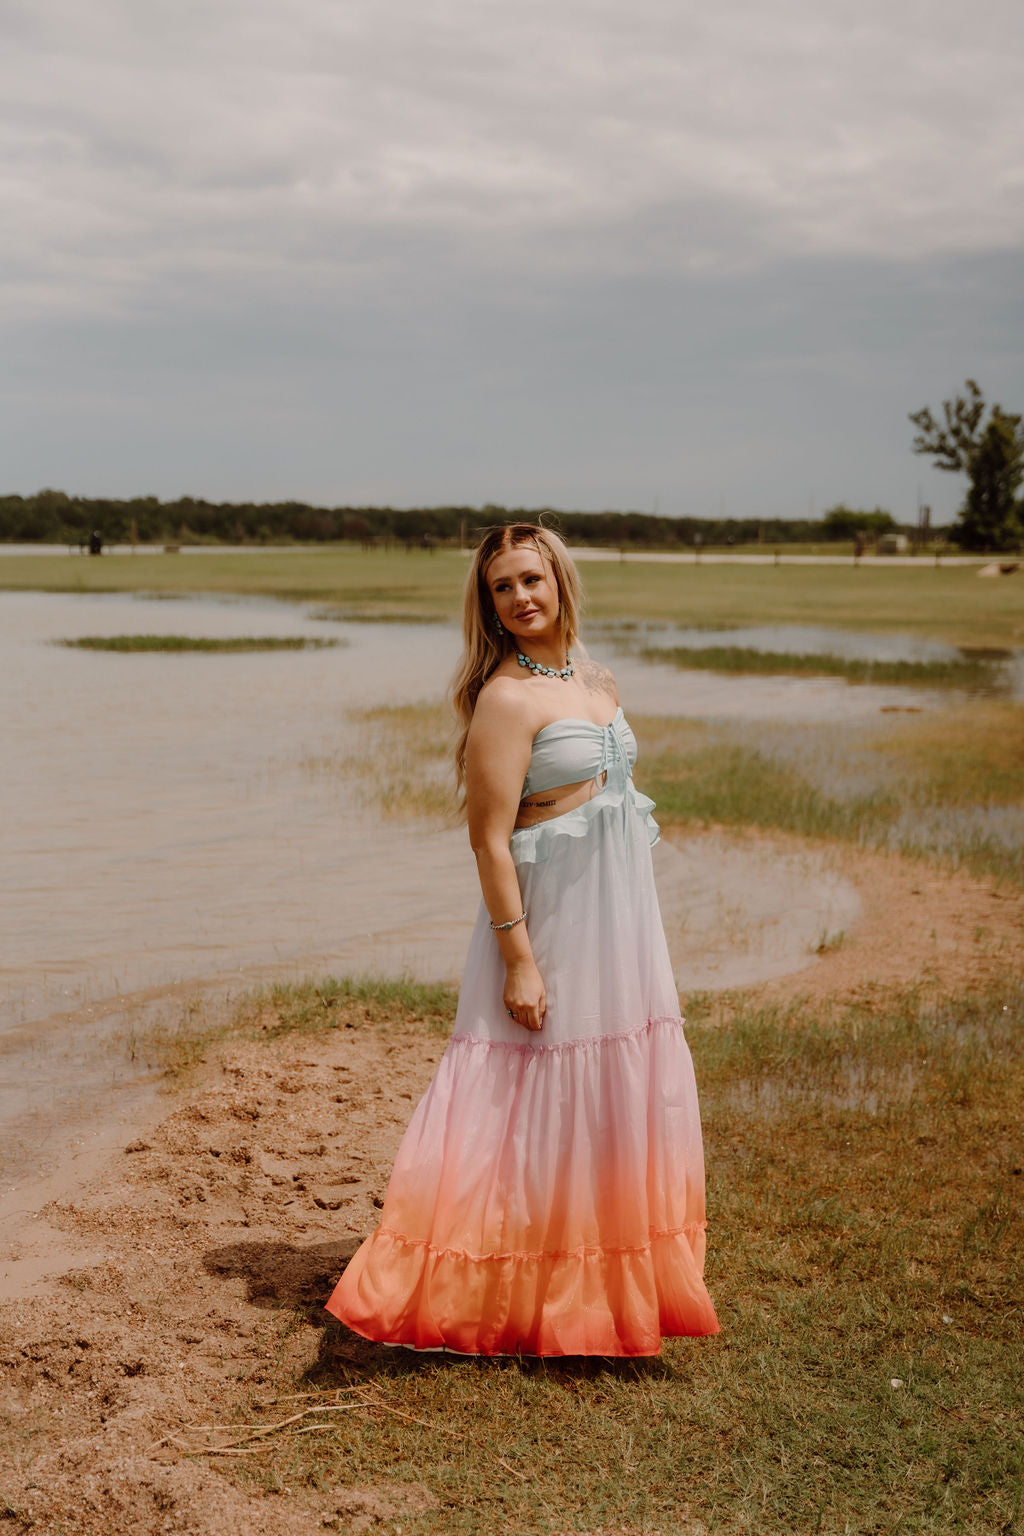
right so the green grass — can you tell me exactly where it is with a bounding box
[304,703,456,822]
[234,975,460,1039]
[143,976,461,1080]
[310,605,452,625]
[190,975,1024,1535]
[871,703,1024,808]
[0,548,469,618]
[581,561,1024,650]
[640,644,1005,690]
[56,633,342,653]
[3,548,1023,647]
[634,702,1024,888]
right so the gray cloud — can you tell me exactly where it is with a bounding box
[1,0,1022,516]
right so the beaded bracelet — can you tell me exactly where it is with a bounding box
[489,912,527,932]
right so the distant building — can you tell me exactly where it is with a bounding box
[877,533,909,554]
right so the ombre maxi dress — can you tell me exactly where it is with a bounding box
[325,709,719,1355]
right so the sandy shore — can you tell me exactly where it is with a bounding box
[1,830,1021,1535]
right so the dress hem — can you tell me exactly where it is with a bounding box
[334,1318,717,1360]
[325,1223,720,1355]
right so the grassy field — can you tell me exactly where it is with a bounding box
[3,547,1023,647]
[0,549,466,620]
[158,975,1023,1536]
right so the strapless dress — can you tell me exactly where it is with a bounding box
[325,708,719,1354]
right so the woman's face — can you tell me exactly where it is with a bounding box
[485,545,560,646]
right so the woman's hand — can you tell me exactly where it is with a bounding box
[503,958,546,1032]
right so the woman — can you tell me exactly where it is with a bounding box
[326,523,719,1355]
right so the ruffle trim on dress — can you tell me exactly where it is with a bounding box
[326,1222,720,1355]
[510,780,659,867]
[450,1013,685,1056]
[373,1217,708,1266]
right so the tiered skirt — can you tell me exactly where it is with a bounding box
[326,775,719,1355]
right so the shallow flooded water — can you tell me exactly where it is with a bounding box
[1,592,472,1031]
[4,589,956,1196]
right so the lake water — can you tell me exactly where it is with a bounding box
[3,590,952,1197]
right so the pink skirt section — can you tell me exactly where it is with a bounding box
[327,1019,718,1354]
[326,771,720,1355]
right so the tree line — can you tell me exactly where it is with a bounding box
[0,493,904,550]
[3,383,1019,552]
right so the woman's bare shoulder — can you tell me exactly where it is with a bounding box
[470,673,537,735]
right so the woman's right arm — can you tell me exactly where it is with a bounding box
[464,686,546,1032]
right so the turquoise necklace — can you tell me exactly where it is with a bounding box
[516,649,575,681]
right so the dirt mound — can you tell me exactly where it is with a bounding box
[0,1022,444,1534]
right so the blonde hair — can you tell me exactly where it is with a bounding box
[451,522,583,798]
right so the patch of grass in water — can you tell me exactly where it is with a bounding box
[639,724,898,842]
[203,975,1024,1536]
[306,702,455,823]
[641,643,1005,689]
[634,704,1024,887]
[310,606,452,626]
[867,699,1024,805]
[57,633,343,652]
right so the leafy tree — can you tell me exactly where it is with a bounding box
[910,380,1024,550]
[821,506,896,541]
[959,414,1024,551]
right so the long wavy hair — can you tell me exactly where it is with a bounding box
[451,522,582,799]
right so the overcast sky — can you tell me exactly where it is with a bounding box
[2,0,1022,524]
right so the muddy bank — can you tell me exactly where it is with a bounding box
[1,836,1021,1533]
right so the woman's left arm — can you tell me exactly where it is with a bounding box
[464,685,546,1031]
